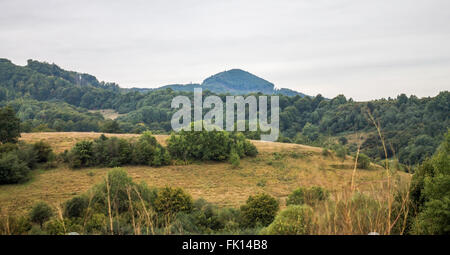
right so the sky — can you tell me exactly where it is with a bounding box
[1,0,449,101]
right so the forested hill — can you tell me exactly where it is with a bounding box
[158,69,306,96]
[0,58,449,167]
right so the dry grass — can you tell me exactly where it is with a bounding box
[1,132,410,216]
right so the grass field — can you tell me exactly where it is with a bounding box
[0,132,411,215]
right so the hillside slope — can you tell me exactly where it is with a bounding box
[0,132,410,213]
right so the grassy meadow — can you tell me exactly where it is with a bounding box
[0,132,411,216]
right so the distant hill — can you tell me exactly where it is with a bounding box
[1,58,449,168]
[155,69,307,97]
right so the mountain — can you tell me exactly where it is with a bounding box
[156,69,307,97]
[1,58,449,168]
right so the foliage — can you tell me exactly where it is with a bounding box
[261,205,314,235]
[154,186,193,216]
[100,120,122,133]
[29,202,53,226]
[0,151,30,184]
[286,186,329,206]
[33,140,53,163]
[132,131,170,166]
[240,193,279,228]
[1,59,449,167]
[357,153,371,169]
[229,149,240,168]
[410,130,450,234]
[0,106,21,143]
[167,126,258,163]
[67,133,169,169]
[68,140,94,168]
[64,195,89,218]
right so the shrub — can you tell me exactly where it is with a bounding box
[132,131,170,166]
[91,168,134,213]
[243,140,258,157]
[85,213,107,234]
[44,218,82,235]
[64,195,89,218]
[286,186,329,206]
[261,205,314,235]
[154,187,193,217]
[0,151,31,184]
[68,140,94,168]
[100,120,122,133]
[229,150,240,168]
[335,146,347,162]
[92,136,132,167]
[357,153,371,169]
[240,193,279,228]
[0,215,32,234]
[0,143,18,154]
[33,140,53,163]
[322,148,330,157]
[167,126,258,163]
[173,199,223,234]
[29,202,53,227]
[0,106,21,144]
[410,130,450,234]
[17,142,38,169]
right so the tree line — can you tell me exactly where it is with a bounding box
[1,58,448,167]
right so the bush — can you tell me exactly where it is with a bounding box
[286,186,329,206]
[229,150,240,168]
[167,126,258,163]
[29,202,53,226]
[243,140,258,157]
[321,148,330,157]
[410,130,450,234]
[17,142,38,169]
[68,140,94,168]
[85,213,108,234]
[339,136,348,145]
[261,205,314,235]
[357,153,371,169]
[67,133,169,169]
[64,195,89,218]
[173,199,223,234]
[33,140,53,163]
[0,106,21,144]
[154,187,193,217]
[335,146,347,162]
[0,151,31,184]
[91,168,135,213]
[240,193,279,228]
[132,131,170,166]
[92,136,132,167]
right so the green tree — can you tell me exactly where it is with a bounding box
[261,205,314,235]
[357,153,371,169]
[286,186,329,206]
[240,193,279,228]
[0,151,31,184]
[29,202,53,227]
[411,130,450,234]
[33,140,53,163]
[100,120,122,133]
[68,140,94,168]
[154,187,193,216]
[0,106,21,144]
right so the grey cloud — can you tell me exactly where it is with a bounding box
[0,0,449,100]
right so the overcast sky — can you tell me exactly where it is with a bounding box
[1,0,449,100]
